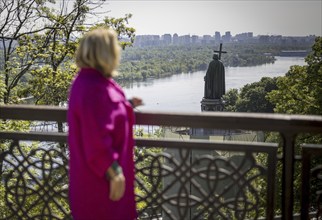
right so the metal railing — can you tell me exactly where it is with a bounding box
[0,105,322,219]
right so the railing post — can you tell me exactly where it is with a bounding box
[301,147,310,220]
[267,148,278,220]
[281,132,296,220]
[301,144,322,220]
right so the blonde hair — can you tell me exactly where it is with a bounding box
[75,28,121,77]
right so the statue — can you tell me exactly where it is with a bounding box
[204,53,225,99]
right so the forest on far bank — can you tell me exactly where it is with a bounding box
[116,42,312,81]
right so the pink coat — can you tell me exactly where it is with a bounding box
[67,68,137,220]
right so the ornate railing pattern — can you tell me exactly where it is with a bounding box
[0,141,69,219]
[135,141,277,219]
[301,144,322,220]
[1,105,322,219]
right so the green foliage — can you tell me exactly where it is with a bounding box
[0,121,30,134]
[223,77,278,113]
[222,89,239,112]
[0,183,12,218]
[94,14,136,49]
[0,142,70,219]
[246,37,322,216]
[0,0,136,105]
[236,77,278,113]
[0,74,6,103]
[267,37,322,115]
[22,63,77,105]
[221,37,322,217]
[268,66,311,114]
[0,0,57,104]
[12,0,88,105]
[134,127,164,213]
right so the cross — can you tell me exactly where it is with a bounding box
[213,43,227,60]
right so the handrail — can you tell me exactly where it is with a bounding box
[1,104,322,133]
[1,104,322,220]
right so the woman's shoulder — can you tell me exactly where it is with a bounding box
[70,68,125,102]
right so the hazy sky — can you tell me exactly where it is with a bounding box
[99,0,321,36]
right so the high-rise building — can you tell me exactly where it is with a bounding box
[132,33,314,47]
[202,35,211,44]
[173,33,179,45]
[258,35,269,43]
[235,32,254,42]
[133,35,161,47]
[215,31,221,42]
[222,31,232,42]
[191,35,199,44]
[180,35,191,44]
[162,34,172,45]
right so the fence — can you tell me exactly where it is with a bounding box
[0,105,322,219]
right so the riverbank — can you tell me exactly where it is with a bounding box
[116,43,297,81]
[123,57,306,112]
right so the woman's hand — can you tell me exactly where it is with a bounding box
[129,97,143,108]
[109,173,126,201]
[106,162,125,201]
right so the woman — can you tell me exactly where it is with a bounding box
[68,28,142,219]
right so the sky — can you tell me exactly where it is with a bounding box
[95,0,322,37]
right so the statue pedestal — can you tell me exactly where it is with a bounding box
[201,98,224,112]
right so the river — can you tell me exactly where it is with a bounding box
[123,57,306,113]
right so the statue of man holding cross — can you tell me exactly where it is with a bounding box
[204,43,226,99]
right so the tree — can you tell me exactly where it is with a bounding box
[222,88,238,112]
[19,0,90,105]
[0,0,52,104]
[94,14,135,49]
[0,0,89,104]
[23,14,135,106]
[266,37,322,214]
[223,77,278,113]
[1,0,136,105]
[236,77,278,113]
[268,37,322,115]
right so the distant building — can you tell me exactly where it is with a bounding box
[133,35,161,47]
[173,33,179,45]
[132,32,315,48]
[162,34,172,45]
[191,35,199,44]
[179,35,191,45]
[235,32,254,42]
[202,35,212,44]
[270,35,282,44]
[215,31,221,42]
[258,35,270,44]
[222,31,232,42]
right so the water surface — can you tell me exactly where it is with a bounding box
[123,57,306,112]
